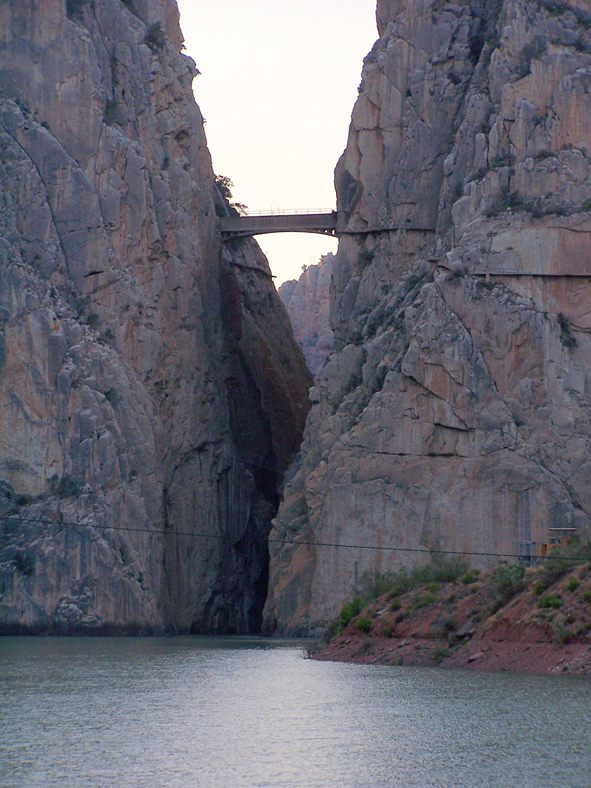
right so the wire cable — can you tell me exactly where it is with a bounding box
[2,513,589,562]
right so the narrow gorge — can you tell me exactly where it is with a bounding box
[2,0,591,641]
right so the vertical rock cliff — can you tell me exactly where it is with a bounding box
[265,0,591,635]
[278,254,334,377]
[0,0,311,633]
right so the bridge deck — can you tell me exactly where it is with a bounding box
[219,212,338,238]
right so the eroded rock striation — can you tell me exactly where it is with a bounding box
[265,0,591,635]
[0,0,311,633]
[278,254,334,377]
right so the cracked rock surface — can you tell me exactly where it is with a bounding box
[0,0,311,633]
[264,0,591,635]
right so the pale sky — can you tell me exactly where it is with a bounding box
[176,0,378,284]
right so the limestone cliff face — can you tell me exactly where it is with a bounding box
[265,0,591,635]
[0,0,310,633]
[278,254,334,377]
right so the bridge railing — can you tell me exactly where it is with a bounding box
[239,208,336,216]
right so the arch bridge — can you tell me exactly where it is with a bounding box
[219,211,341,239]
[219,208,591,281]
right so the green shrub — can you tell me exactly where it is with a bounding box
[534,580,548,596]
[357,638,372,655]
[336,557,471,636]
[302,641,322,659]
[539,593,563,609]
[382,558,467,599]
[359,556,469,603]
[215,174,234,201]
[415,591,437,608]
[437,615,458,636]
[542,538,591,586]
[214,174,248,215]
[323,619,338,642]
[558,313,577,349]
[145,22,166,53]
[49,474,80,498]
[433,645,450,664]
[357,570,398,601]
[542,548,571,585]
[356,616,372,634]
[336,595,365,633]
[566,576,580,592]
[583,588,591,603]
[516,37,547,79]
[492,564,526,606]
[381,625,393,638]
[461,569,480,585]
[428,556,470,584]
[59,475,79,498]
[552,620,573,646]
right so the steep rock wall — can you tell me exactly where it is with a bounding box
[265,0,591,635]
[278,254,334,377]
[0,0,311,633]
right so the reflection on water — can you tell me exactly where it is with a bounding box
[1,636,590,788]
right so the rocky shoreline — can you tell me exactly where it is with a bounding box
[311,555,591,676]
[315,634,591,676]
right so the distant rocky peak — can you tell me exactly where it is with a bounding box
[278,254,335,377]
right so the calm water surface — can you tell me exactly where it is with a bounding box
[1,636,590,788]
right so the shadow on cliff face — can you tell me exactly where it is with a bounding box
[175,240,313,636]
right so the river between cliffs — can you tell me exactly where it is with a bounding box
[1,637,590,788]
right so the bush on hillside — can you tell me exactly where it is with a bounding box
[355,616,372,634]
[542,538,591,586]
[336,595,365,633]
[538,593,563,609]
[491,564,526,607]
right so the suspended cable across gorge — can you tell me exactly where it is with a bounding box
[2,514,588,564]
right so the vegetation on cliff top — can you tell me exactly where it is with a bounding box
[214,174,248,215]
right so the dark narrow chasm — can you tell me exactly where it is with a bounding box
[247,535,270,634]
[225,362,279,634]
[245,448,281,632]
[215,230,313,634]
[215,268,283,633]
